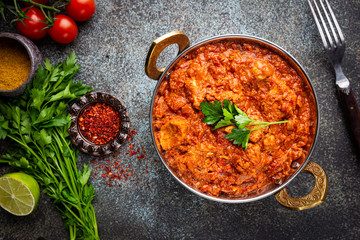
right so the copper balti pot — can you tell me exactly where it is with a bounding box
[145,31,328,210]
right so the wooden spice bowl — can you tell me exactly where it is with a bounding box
[68,92,130,156]
[0,32,42,97]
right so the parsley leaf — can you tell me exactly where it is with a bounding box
[0,52,98,240]
[0,117,9,140]
[234,114,252,129]
[30,88,46,111]
[213,119,233,130]
[200,99,289,150]
[224,127,251,150]
[200,100,223,124]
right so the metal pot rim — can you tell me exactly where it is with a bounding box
[149,33,320,203]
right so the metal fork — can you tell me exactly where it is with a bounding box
[308,0,360,153]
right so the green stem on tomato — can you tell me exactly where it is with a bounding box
[39,6,52,23]
[18,0,60,12]
[12,0,21,16]
[8,0,70,25]
[53,0,69,9]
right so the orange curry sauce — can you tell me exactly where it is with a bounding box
[153,40,317,198]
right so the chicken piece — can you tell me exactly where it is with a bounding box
[248,127,265,143]
[184,77,206,109]
[263,134,277,152]
[165,92,188,111]
[251,60,274,80]
[153,96,169,118]
[181,104,195,116]
[158,117,188,150]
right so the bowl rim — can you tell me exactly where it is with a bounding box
[149,34,320,203]
[0,32,38,95]
[68,91,131,156]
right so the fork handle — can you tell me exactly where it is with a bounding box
[337,86,360,154]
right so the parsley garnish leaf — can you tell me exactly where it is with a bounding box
[223,108,234,121]
[200,100,223,124]
[200,99,289,150]
[234,114,252,129]
[213,119,233,130]
[224,127,251,150]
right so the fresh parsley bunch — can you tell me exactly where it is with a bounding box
[200,100,288,150]
[0,52,99,240]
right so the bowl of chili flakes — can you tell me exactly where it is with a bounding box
[68,92,130,156]
[145,31,328,210]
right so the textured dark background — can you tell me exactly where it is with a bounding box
[1,0,360,239]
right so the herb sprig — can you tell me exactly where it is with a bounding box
[200,100,288,150]
[0,52,99,240]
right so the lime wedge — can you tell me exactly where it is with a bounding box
[0,172,40,216]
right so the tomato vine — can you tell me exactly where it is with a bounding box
[0,0,95,43]
[0,0,69,25]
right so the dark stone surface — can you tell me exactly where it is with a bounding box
[1,0,360,239]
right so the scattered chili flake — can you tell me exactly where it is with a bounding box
[78,102,120,145]
[90,128,150,187]
[127,129,137,141]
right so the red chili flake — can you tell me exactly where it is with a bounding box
[78,103,120,145]
[90,128,151,187]
[127,129,137,141]
[137,154,146,160]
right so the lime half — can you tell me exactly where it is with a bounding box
[0,172,40,216]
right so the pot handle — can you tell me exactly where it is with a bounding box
[275,161,328,210]
[145,31,190,80]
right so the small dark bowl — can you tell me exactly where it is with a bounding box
[0,32,42,97]
[68,92,130,156]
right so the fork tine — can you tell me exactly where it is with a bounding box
[324,0,345,45]
[308,0,330,49]
[319,0,339,46]
[315,0,335,49]
[308,0,345,50]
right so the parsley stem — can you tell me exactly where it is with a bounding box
[69,226,75,240]
[63,204,99,239]
[0,53,97,239]
[53,132,79,197]
[249,120,289,131]
[56,128,78,175]
[248,120,289,126]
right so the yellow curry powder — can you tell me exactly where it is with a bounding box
[0,38,31,90]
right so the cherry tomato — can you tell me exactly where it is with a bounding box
[48,15,78,44]
[23,0,49,5]
[16,7,48,40]
[65,0,96,22]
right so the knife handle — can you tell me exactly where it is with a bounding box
[337,86,360,154]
